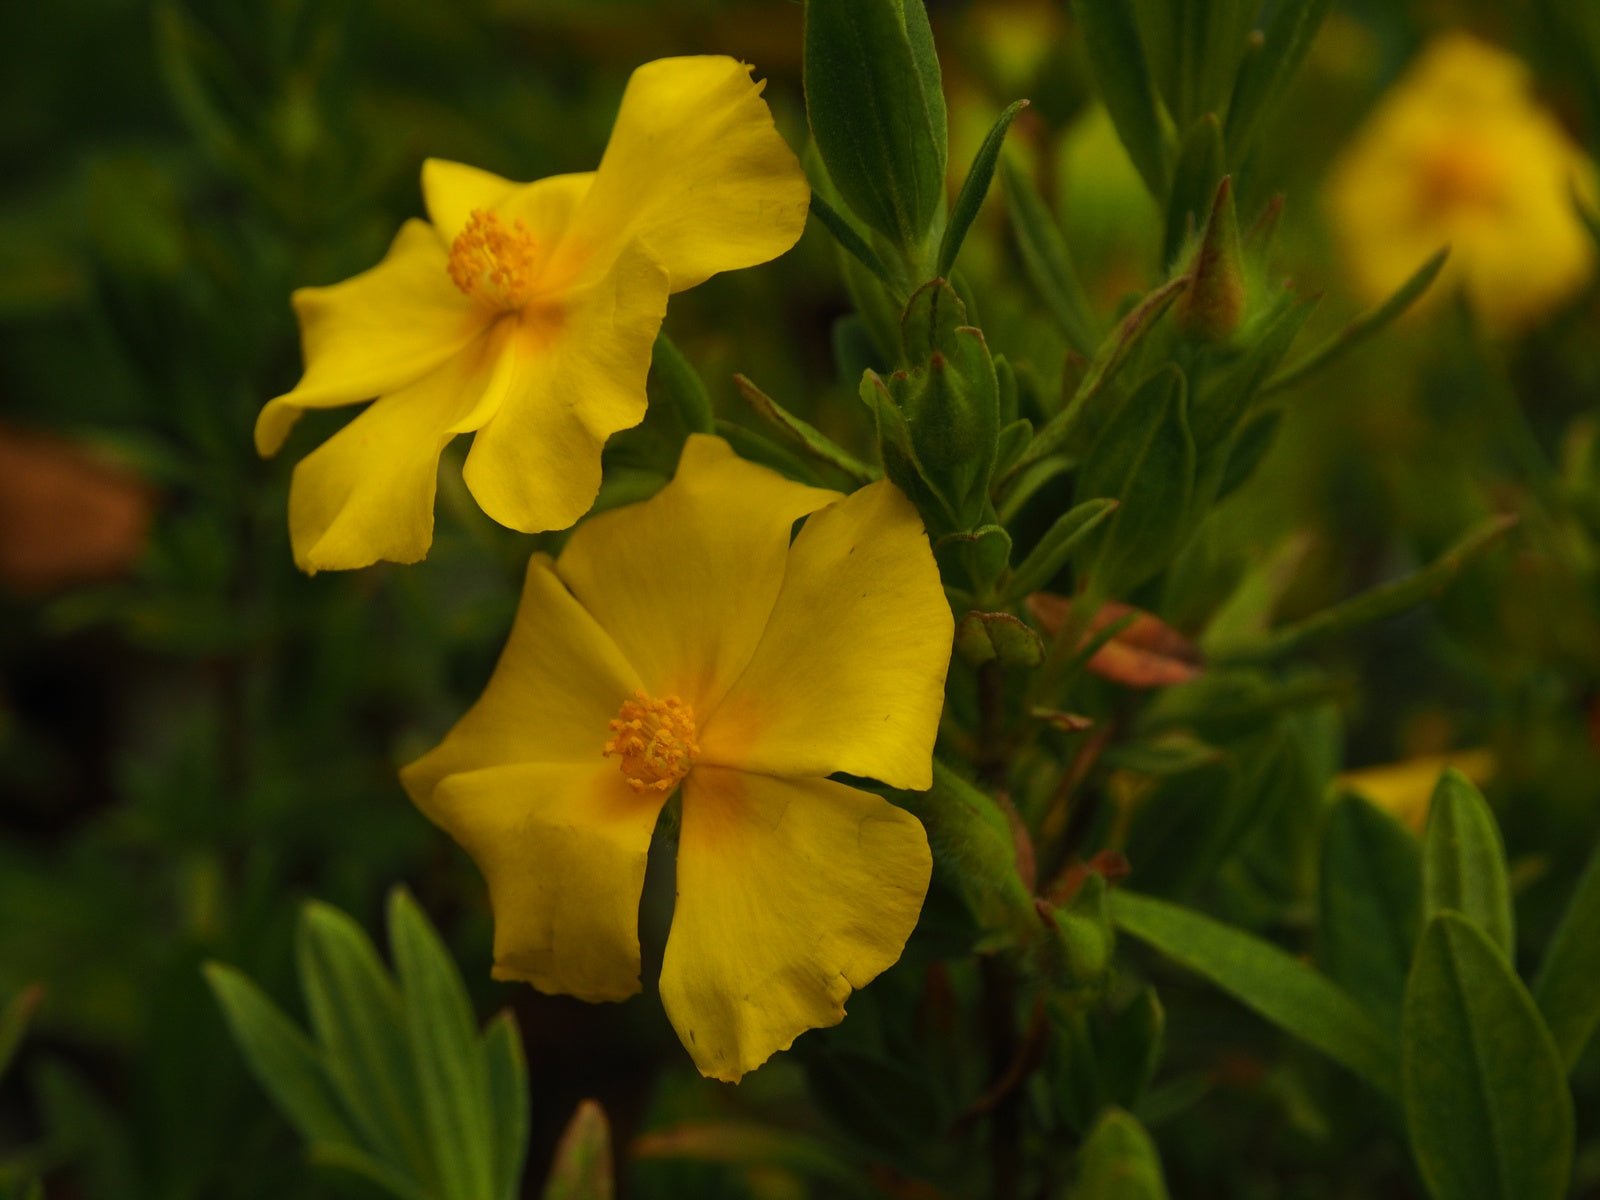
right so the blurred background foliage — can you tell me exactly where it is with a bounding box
[3,0,1600,1196]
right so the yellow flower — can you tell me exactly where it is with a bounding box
[1338,748,1495,833]
[1325,33,1596,335]
[401,436,952,1081]
[256,57,809,573]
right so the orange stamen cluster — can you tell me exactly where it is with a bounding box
[603,691,700,793]
[447,208,539,309]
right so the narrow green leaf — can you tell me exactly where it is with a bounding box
[1111,889,1398,1094]
[937,99,1029,278]
[1075,366,1198,594]
[1402,914,1573,1200]
[1532,841,1600,1069]
[297,902,432,1187]
[1225,0,1334,156]
[542,1101,613,1200]
[809,192,895,289]
[388,889,495,1200]
[1069,0,1169,196]
[483,1011,531,1200]
[1006,497,1119,598]
[1164,114,1224,267]
[1000,156,1098,353]
[308,1142,431,1200]
[204,963,360,1149]
[712,418,822,483]
[1265,246,1450,395]
[1319,795,1421,1031]
[0,985,41,1082]
[1076,1107,1170,1199]
[1012,274,1188,478]
[648,334,713,434]
[733,374,875,484]
[1212,515,1517,662]
[633,1120,873,1197]
[1422,769,1516,961]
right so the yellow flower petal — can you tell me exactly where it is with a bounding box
[286,327,517,573]
[460,241,670,534]
[565,56,810,293]
[401,553,644,804]
[699,480,952,790]
[256,220,482,456]
[555,434,838,714]
[424,761,666,1002]
[660,765,931,1082]
[422,158,518,242]
[1339,749,1496,834]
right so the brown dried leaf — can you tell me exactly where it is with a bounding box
[1027,593,1202,688]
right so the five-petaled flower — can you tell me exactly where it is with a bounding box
[401,436,953,1082]
[1326,33,1596,334]
[256,56,810,572]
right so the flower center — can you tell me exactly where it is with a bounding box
[602,691,700,793]
[447,209,538,309]
[1416,141,1506,220]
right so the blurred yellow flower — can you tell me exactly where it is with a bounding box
[1326,33,1595,334]
[256,57,809,573]
[401,436,952,1082]
[1338,748,1495,832]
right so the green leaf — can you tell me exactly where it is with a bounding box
[1319,794,1421,1031]
[1532,840,1600,1070]
[0,985,41,1083]
[483,1011,531,1200]
[956,610,1045,668]
[1005,497,1118,599]
[1069,0,1169,196]
[1422,769,1514,961]
[937,99,1028,278]
[733,374,875,484]
[1076,1107,1170,1199]
[648,333,713,435]
[1000,156,1099,352]
[308,1142,430,1200]
[203,963,360,1149]
[633,1120,872,1197]
[297,902,432,1188]
[1012,274,1188,477]
[1074,366,1198,594]
[1402,914,1573,1200]
[1164,114,1224,266]
[1111,889,1398,1094]
[1212,515,1517,662]
[388,889,496,1200]
[1225,0,1334,157]
[542,1101,613,1200]
[809,192,895,288]
[804,0,947,249]
[1266,246,1450,395]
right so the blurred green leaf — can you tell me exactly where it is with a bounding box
[1069,0,1169,195]
[389,888,497,1200]
[203,963,358,1148]
[543,1101,612,1200]
[1318,795,1421,1032]
[484,1012,530,1200]
[1532,842,1600,1071]
[1164,114,1223,266]
[1111,889,1398,1094]
[1211,515,1517,662]
[1265,246,1450,395]
[734,374,874,484]
[0,985,41,1083]
[647,334,714,437]
[1422,770,1514,962]
[1076,1107,1170,1199]
[1005,497,1118,599]
[809,192,896,289]
[1402,914,1572,1200]
[1000,155,1098,353]
[633,1119,872,1197]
